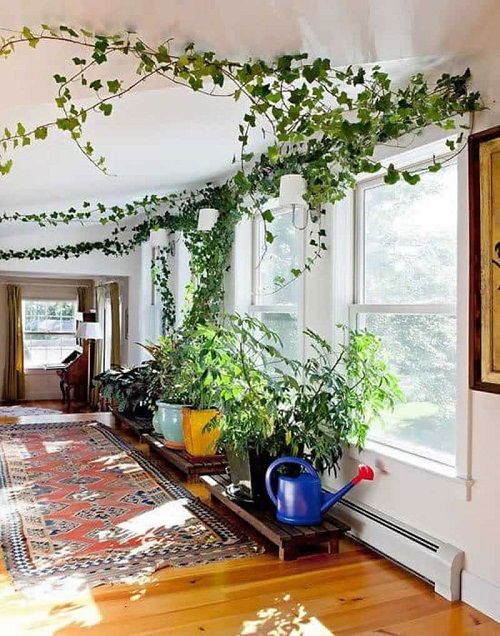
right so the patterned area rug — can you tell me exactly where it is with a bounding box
[0,420,260,595]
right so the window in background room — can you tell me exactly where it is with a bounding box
[251,208,303,362]
[351,162,457,465]
[22,299,77,367]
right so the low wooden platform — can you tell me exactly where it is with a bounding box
[201,473,350,561]
[143,433,228,480]
[113,411,153,439]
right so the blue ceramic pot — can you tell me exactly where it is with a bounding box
[152,402,185,449]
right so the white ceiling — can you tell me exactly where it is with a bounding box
[0,0,499,212]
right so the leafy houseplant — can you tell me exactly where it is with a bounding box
[141,336,190,449]
[192,316,401,505]
[93,363,157,418]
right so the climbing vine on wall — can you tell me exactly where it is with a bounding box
[0,25,484,325]
[151,243,176,332]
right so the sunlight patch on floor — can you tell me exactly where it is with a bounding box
[238,598,334,635]
[118,498,194,535]
[0,581,101,636]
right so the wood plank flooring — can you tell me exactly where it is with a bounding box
[0,405,498,635]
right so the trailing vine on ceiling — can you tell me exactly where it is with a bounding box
[0,25,484,324]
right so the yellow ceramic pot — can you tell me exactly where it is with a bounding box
[182,407,220,457]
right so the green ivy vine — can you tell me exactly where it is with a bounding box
[0,25,484,327]
[151,243,176,333]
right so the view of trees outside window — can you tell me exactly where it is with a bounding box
[356,163,457,464]
[23,300,77,367]
[253,209,301,361]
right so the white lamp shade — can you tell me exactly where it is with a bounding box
[197,208,219,231]
[76,322,103,340]
[279,174,307,209]
[149,228,168,247]
[75,311,84,322]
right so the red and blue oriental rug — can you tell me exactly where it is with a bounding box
[0,420,260,595]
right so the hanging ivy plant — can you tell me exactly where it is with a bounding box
[0,25,484,326]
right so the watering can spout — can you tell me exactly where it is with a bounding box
[320,464,374,515]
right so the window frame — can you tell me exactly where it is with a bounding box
[22,298,78,369]
[351,155,459,468]
[249,199,306,362]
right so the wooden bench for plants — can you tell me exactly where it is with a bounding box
[113,411,153,439]
[201,473,350,561]
[143,433,228,480]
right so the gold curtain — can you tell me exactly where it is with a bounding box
[91,285,106,406]
[109,282,121,367]
[77,283,95,312]
[4,285,25,400]
[77,286,87,313]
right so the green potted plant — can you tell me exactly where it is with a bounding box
[176,328,223,457]
[93,362,157,419]
[197,316,402,507]
[188,315,291,504]
[141,335,189,449]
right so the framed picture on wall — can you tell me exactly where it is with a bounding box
[469,126,500,392]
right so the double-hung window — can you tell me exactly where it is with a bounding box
[351,161,457,466]
[250,206,303,361]
[22,299,77,368]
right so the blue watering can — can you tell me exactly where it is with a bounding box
[265,456,374,525]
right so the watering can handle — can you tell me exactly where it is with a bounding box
[265,456,320,507]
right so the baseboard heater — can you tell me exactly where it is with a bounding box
[333,498,464,601]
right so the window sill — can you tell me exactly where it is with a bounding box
[349,440,474,500]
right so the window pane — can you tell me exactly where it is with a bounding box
[360,312,456,464]
[23,334,76,366]
[257,312,299,362]
[256,211,300,304]
[363,164,457,304]
[22,300,77,367]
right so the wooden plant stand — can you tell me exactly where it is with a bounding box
[113,411,153,439]
[201,473,350,561]
[143,433,228,480]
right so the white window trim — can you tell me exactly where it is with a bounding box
[249,198,306,361]
[331,141,473,499]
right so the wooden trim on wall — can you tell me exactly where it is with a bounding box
[468,125,500,393]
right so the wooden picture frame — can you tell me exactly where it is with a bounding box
[469,126,500,392]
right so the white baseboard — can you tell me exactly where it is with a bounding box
[333,498,464,601]
[461,570,500,622]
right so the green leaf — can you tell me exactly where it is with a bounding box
[34,126,48,140]
[384,164,400,185]
[107,79,121,94]
[265,230,275,244]
[402,171,421,185]
[261,210,274,223]
[16,122,26,136]
[99,103,113,116]
[89,79,103,91]
[22,27,39,48]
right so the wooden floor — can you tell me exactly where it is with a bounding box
[0,405,498,636]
